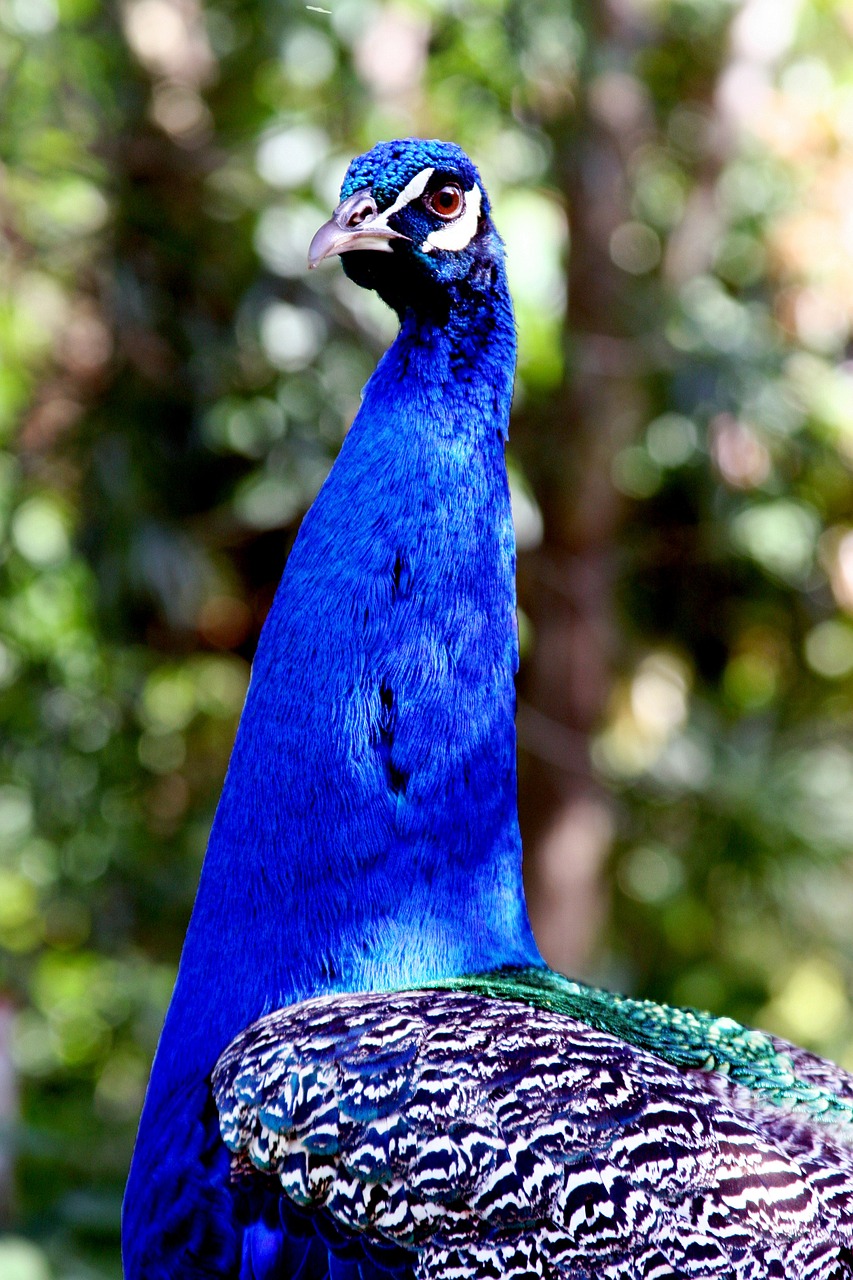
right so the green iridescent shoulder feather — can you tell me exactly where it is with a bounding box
[437,966,853,1129]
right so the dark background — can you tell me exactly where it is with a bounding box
[2,0,853,1274]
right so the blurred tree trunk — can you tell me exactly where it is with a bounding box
[519,1,653,976]
[0,999,17,1224]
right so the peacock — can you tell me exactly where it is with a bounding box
[122,138,853,1280]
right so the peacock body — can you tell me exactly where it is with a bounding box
[122,138,853,1280]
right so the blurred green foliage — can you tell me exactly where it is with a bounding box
[3,0,853,1274]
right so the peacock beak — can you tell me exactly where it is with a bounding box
[308,189,410,268]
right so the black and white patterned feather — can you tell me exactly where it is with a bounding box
[213,989,853,1280]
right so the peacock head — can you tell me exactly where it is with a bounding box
[308,138,504,317]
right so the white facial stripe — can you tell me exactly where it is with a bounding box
[377,167,435,224]
[421,184,482,253]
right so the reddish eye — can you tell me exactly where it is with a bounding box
[426,184,463,219]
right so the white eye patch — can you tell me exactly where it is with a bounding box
[369,167,483,255]
[421,183,482,253]
[358,168,435,251]
[381,167,435,220]
[349,168,435,254]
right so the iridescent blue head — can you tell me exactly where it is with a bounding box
[309,138,504,318]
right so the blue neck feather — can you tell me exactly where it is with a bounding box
[149,261,540,1096]
[125,263,541,1265]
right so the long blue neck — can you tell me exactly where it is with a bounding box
[148,265,540,1099]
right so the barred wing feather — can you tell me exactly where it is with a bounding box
[213,990,853,1280]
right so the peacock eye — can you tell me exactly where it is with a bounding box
[425,184,464,220]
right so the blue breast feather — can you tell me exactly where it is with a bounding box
[215,988,853,1280]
